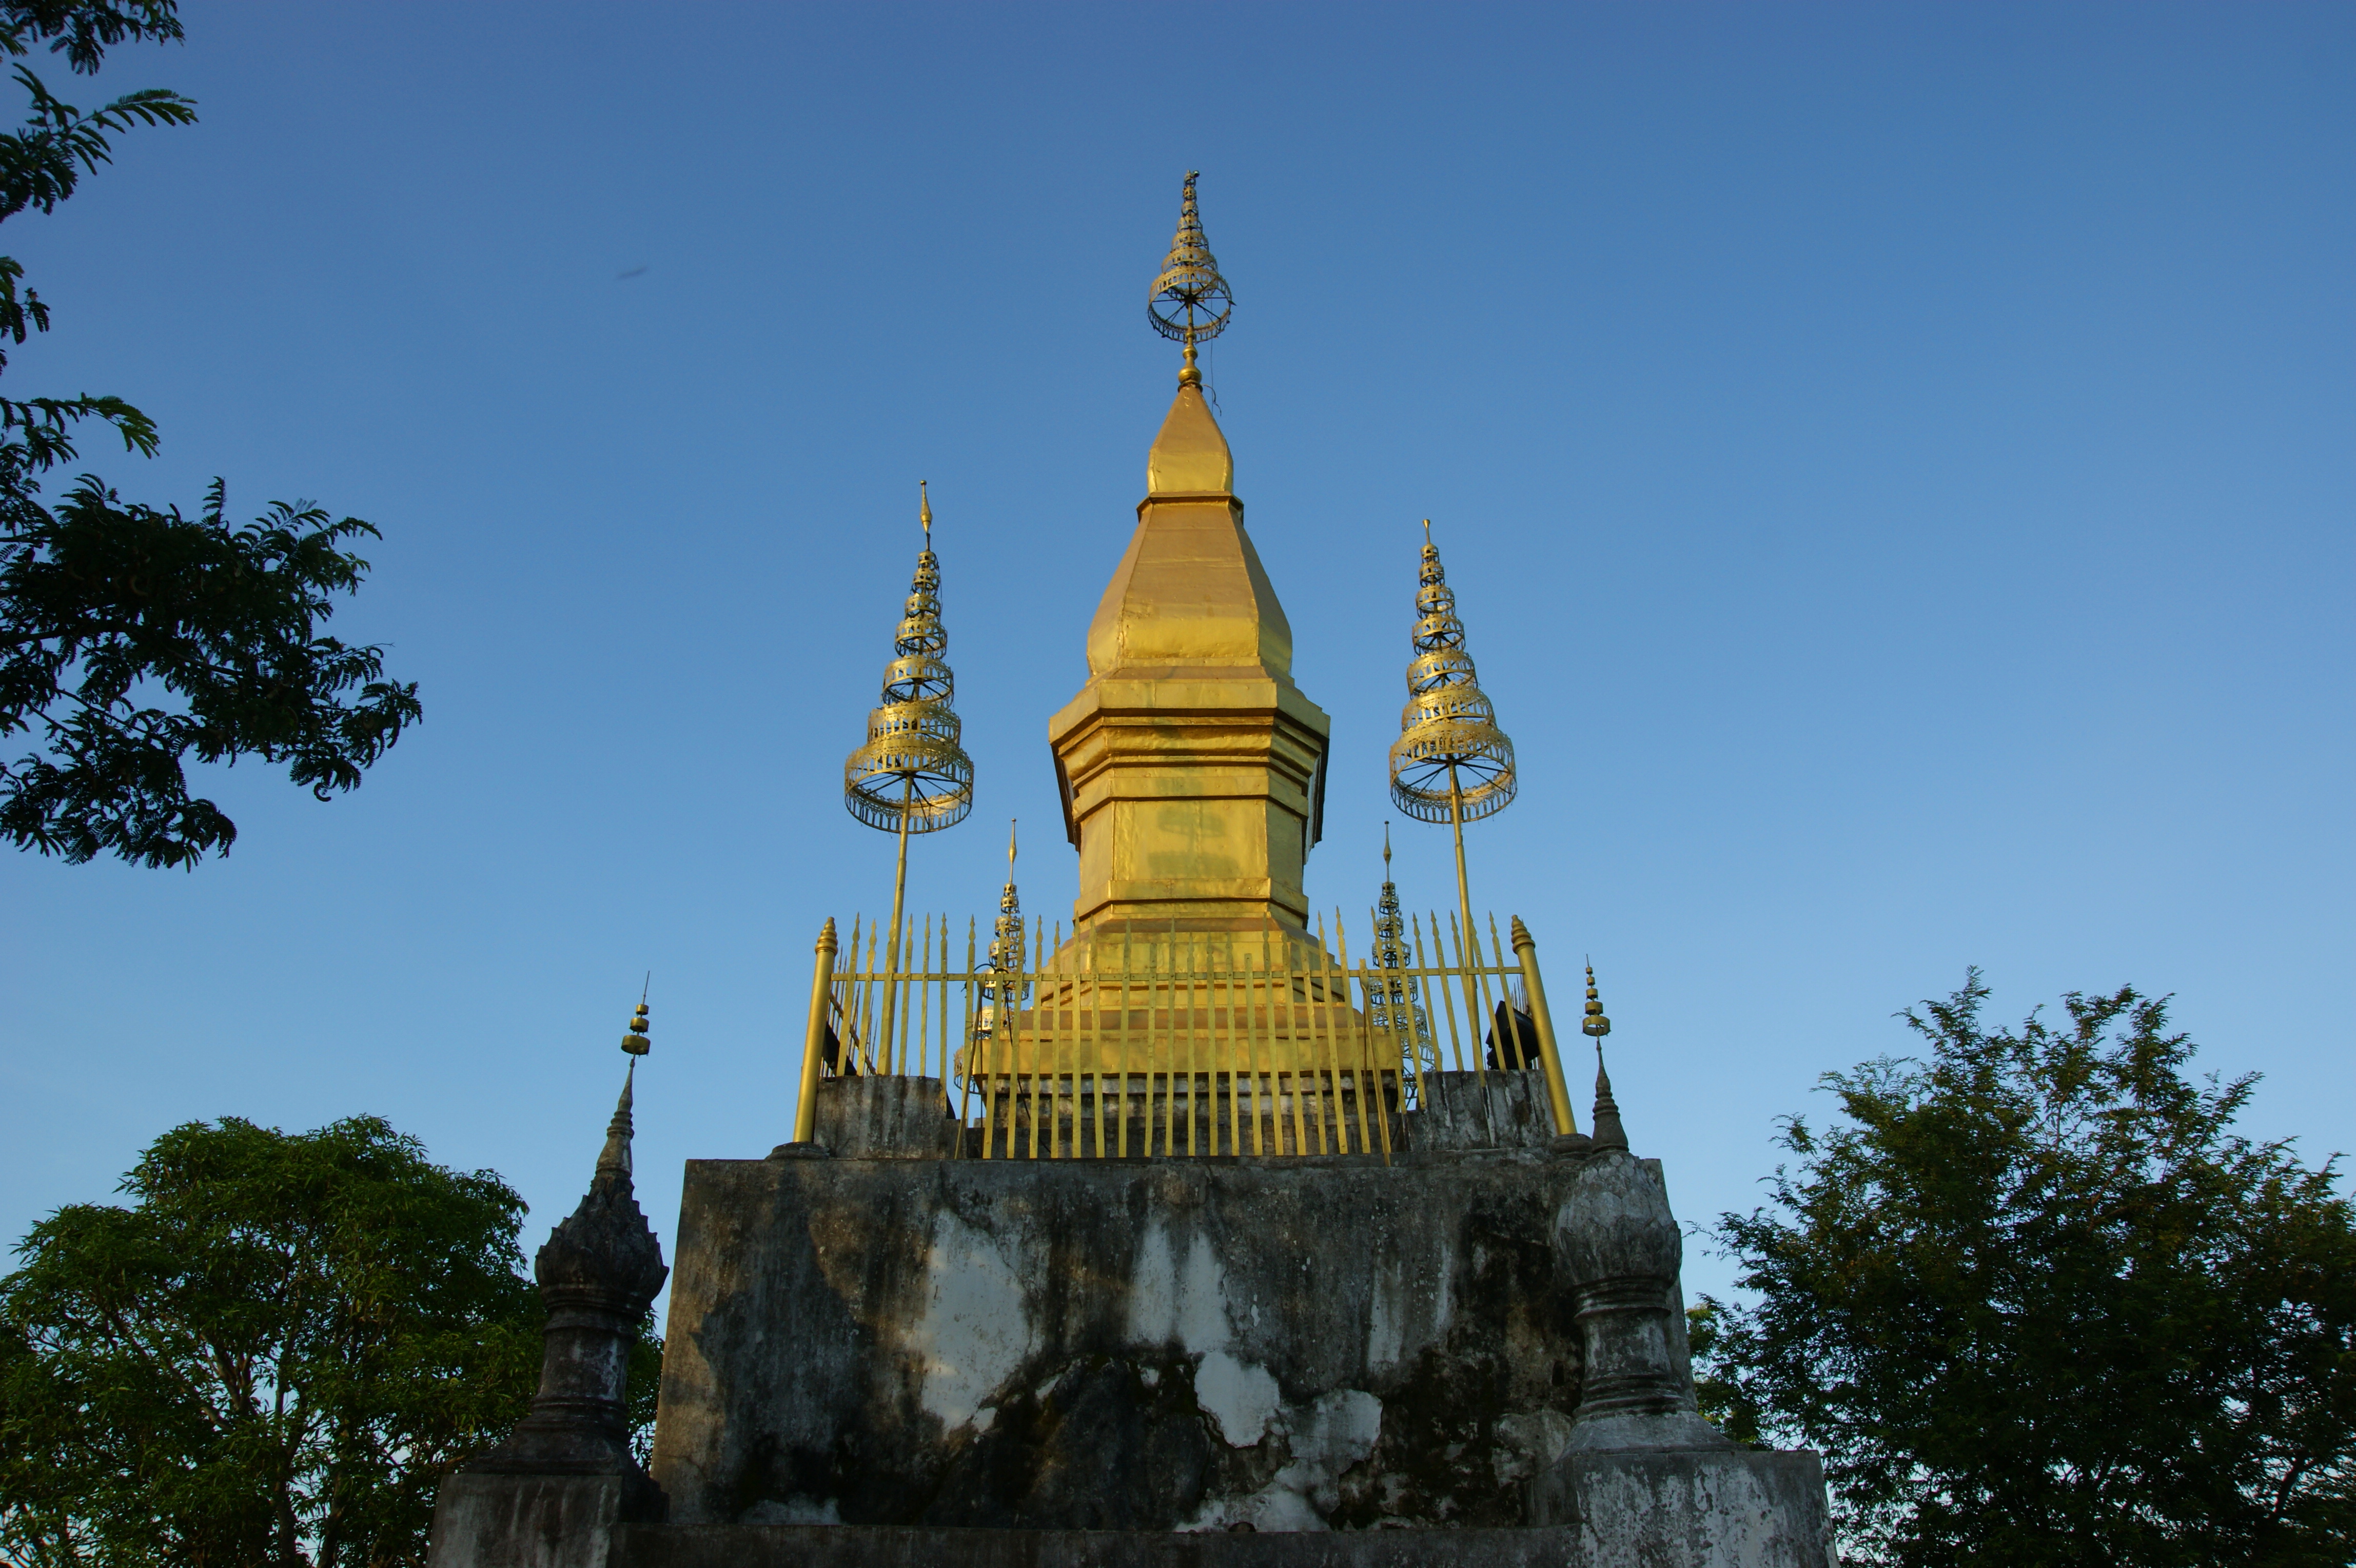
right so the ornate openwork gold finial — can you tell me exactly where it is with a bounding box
[1388,521,1517,1029]
[1149,170,1232,386]
[846,487,974,1027]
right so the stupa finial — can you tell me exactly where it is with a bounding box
[979,818,1028,1031]
[1149,169,1232,387]
[600,984,651,1179]
[620,979,650,1057]
[847,494,973,1046]
[1389,520,1518,1036]
[1584,962,1628,1151]
[1367,819,1436,1089]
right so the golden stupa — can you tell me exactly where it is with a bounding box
[795,173,1579,1161]
[1049,174,1331,962]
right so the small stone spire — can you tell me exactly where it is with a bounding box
[1584,962,1627,1151]
[464,1005,669,1497]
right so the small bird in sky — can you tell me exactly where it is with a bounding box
[616,264,649,280]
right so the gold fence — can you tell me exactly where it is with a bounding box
[791,911,1577,1159]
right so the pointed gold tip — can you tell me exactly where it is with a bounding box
[1007,817,1018,867]
[919,480,932,536]
[1382,820,1392,866]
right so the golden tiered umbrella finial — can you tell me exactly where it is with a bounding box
[846,484,975,1035]
[1388,520,1517,1030]
[1148,170,1232,387]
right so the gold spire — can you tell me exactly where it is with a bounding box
[1048,174,1327,944]
[844,492,973,836]
[1390,520,1518,1035]
[847,489,974,1043]
[1390,521,1517,828]
[979,818,1027,1032]
[1140,173,1237,495]
[1148,170,1232,387]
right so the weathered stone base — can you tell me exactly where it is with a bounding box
[598,1471,1830,1568]
[1530,1448,1831,1566]
[650,1144,1595,1530]
[428,1472,663,1568]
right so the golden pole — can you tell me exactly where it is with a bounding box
[792,918,839,1145]
[1511,917,1577,1137]
[1446,760,1482,1049]
[880,773,913,1062]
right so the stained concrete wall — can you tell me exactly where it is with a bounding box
[650,1148,1590,1532]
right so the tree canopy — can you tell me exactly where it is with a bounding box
[1698,972,2356,1567]
[0,1115,660,1568]
[0,0,419,869]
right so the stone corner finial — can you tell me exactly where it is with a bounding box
[537,1062,669,1309]
[463,1031,669,1498]
[1590,1045,1629,1153]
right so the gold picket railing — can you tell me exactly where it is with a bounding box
[790,910,1577,1159]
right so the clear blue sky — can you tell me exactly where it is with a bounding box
[3,3,2348,1310]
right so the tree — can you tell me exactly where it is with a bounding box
[1698,972,2356,1567]
[0,1116,662,1568]
[0,0,420,870]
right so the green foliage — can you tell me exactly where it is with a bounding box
[0,1116,663,1568]
[1,478,423,865]
[1700,971,2356,1567]
[0,0,419,869]
[1682,1299,1760,1447]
